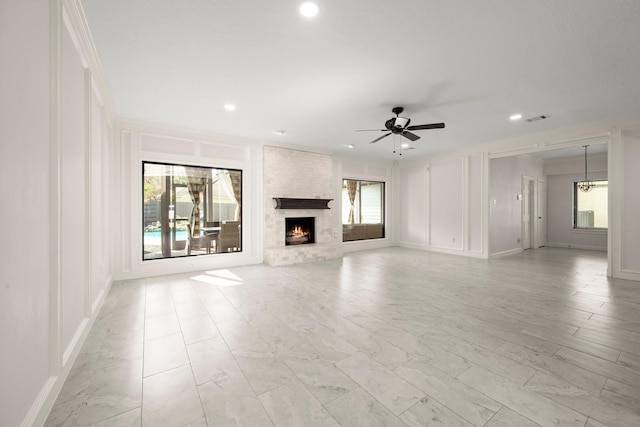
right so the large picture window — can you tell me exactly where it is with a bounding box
[573,180,608,229]
[342,179,385,241]
[143,162,242,260]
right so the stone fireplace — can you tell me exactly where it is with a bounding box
[263,145,343,266]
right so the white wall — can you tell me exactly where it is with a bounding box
[0,2,53,425]
[0,1,114,425]
[396,153,485,257]
[613,127,640,280]
[544,154,607,251]
[430,157,464,250]
[397,116,640,280]
[60,19,87,358]
[397,164,426,246]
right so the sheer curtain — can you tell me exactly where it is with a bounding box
[187,177,206,237]
[346,180,359,224]
[219,171,240,221]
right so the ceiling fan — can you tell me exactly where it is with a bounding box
[356,106,445,146]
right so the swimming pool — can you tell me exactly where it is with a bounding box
[144,230,188,245]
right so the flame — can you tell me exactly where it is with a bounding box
[291,225,307,237]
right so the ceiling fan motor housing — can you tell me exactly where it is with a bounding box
[386,117,411,133]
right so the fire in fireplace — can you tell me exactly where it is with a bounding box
[285,217,315,245]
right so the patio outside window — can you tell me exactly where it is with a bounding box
[143,162,242,260]
[342,179,385,241]
[573,180,608,229]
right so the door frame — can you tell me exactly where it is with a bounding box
[521,175,538,249]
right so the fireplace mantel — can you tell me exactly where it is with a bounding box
[273,198,332,209]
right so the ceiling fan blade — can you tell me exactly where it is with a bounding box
[369,133,392,144]
[402,131,420,141]
[406,122,445,131]
[355,129,387,132]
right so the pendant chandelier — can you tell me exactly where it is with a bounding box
[577,145,594,192]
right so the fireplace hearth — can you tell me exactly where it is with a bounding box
[285,217,315,246]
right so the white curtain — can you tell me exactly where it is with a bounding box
[219,171,240,220]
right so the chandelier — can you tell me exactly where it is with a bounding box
[577,145,594,192]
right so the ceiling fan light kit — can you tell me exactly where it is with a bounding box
[356,106,445,154]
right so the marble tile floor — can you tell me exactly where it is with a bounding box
[45,247,640,426]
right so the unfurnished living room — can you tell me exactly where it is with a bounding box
[3,1,640,426]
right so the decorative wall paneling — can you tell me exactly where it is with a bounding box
[398,165,427,246]
[614,127,640,281]
[429,157,464,250]
[11,2,116,426]
[397,154,485,258]
[113,124,263,280]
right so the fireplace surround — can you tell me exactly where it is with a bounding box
[263,146,342,266]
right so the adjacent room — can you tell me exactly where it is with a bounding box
[3,1,640,426]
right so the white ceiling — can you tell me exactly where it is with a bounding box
[82,0,640,160]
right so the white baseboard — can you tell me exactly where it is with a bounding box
[342,238,393,253]
[490,248,524,259]
[615,268,640,281]
[25,277,113,427]
[545,242,607,252]
[396,242,426,251]
[396,242,488,259]
[20,377,57,427]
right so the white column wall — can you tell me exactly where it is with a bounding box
[613,127,640,280]
[0,1,115,425]
[0,2,53,426]
[398,165,427,246]
[60,19,87,356]
[430,157,464,250]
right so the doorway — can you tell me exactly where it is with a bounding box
[521,176,547,250]
[537,179,547,247]
[521,176,535,249]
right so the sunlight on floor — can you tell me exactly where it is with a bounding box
[191,269,244,287]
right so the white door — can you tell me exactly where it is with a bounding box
[537,179,547,247]
[522,178,532,249]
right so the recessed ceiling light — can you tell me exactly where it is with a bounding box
[274,130,286,136]
[346,144,354,149]
[224,104,236,111]
[299,2,319,18]
[401,143,410,149]
[510,113,522,121]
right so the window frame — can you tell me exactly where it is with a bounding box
[572,179,608,230]
[342,178,386,242]
[142,160,243,261]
